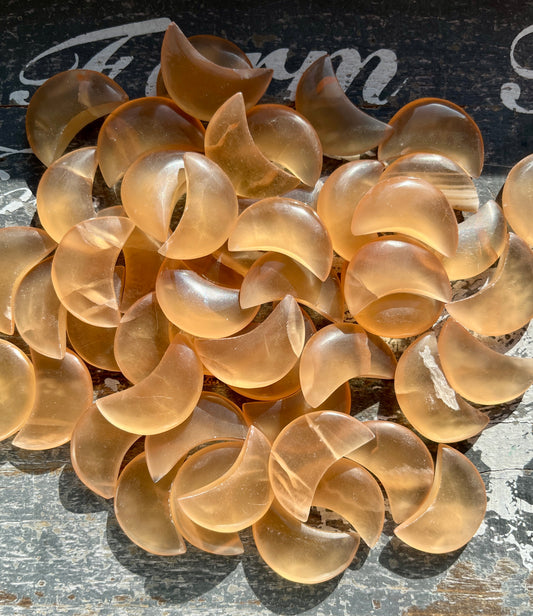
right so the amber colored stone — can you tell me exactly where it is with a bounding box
[253,498,359,584]
[242,384,350,444]
[66,312,119,372]
[228,197,333,281]
[172,427,272,532]
[70,404,138,499]
[351,176,458,258]
[346,421,434,523]
[344,238,452,317]
[313,458,385,548]
[395,445,486,553]
[295,55,392,158]
[26,69,128,167]
[316,160,383,261]
[161,22,272,122]
[269,411,374,521]
[441,200,507,281]
[145,391,248,482]
[188,33,253,69]
[195,295,306,389]
[299,323,396,407]
[97,334,203,435]
[354,292,445,339]
[205,93,300,198]
[0,340,36,441]
[114,292,171,384]
[395,332,489,443]
[0,226,56,335]
[381,152,479,212]
[501,153,533,246]
[51,216,135,328]
[240,252,344,322]
[36,147,98,242]
[156,258,258,339]
[438,319,533,405]
[377,98,484,177]
[12,349,93,450]
[246,104,323,187]
[97,97,205,186]
[446,233,533,335]
[13,257,67,360]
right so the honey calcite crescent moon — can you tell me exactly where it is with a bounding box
[351,176,458,258]
[115,453,186,556]
[205,92,300,198]
[446,233,533,336]
[313,458,385,548]
[438,319,533,405]
[253,499,359,584]
[0,340,35,441]
[12,349,93,450]
[156,259,258,339]
[161,22,272,122]
[26,69,128,167]
[344,238,452,317]
[381,152,479,212]
[0,226,56,335]
[66,312,119,372]
[36,147,98,242]
[174,427,273,532]
[395,445,486,554]
[441,200,507,281]
[145,391,248,482]
[295,55,393,158]
[269,411,374,522]
[70,404,139,499]
[228,197,333,281]
[240,252,344,322]
[195,295,306,389]
[317,160,383,261]
[97,97,205,187]
[395,332,489,443]
[299,323,396,408]
[346,421,434,524]
[51,216,135,328]
[13,257,67,360]
[377,98,484,177]
[502,153,533,245]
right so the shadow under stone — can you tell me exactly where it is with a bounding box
[58,463,112,514]
[2,440,70,475]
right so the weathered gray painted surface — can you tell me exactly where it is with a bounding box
[0,2,531,614]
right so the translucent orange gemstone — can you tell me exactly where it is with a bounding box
[502,153,533,246]
[66,312,119,372]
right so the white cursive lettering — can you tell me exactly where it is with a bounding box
[501,25,533,114]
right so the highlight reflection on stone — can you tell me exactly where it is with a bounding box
[295,55,393,158]
[395,332,489,443]
[299,323,396,407]
[377,98,484,177]
[228,197,333,281]
[70,404,138,499]
[51,216,135,328]
[145,391,248,482]
[253,499,359,584]
[96,334,203,435]
[446,233,533,335]
[26,69,128,167]
[0,340,36,441]
[351,176,458,257]
[346,421,434,523]
[394,445,486,553]
[97,97,205,186]
[438,319,533,405]
[195,295,306,389]
[502,153,533,246]
[317,160,383,261]
[36,147,98,242]
[161,22,272,121]
[269,411,374,521]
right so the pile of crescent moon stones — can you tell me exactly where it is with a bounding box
[1,21,532,584]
